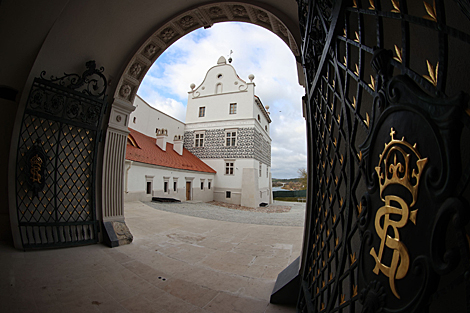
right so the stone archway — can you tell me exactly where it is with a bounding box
[100,1,304,243]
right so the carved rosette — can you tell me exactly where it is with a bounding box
[144,44,158,58]
[232,5,247,17]
[129,63,143,79]
[160,28,175,42]
[119,84,132,99]
[179,15,195,28]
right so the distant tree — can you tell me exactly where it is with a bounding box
[298,168,307,190]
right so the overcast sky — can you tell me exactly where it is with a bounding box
[137,22,306,179]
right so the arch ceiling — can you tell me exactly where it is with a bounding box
[114,2,301,104]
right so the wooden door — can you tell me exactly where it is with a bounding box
[186,182,191,200]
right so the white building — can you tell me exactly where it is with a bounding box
[125,56,272,207]
[184,56,272,207]
[125,96,216,202]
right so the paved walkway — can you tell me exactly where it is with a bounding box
[146,200,306,227]
[1,201,305,313]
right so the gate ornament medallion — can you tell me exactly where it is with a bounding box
[357,50,469,312]
[370,128,427,299]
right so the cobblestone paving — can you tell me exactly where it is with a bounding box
[145,200,306,227]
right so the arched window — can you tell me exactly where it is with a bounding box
[216,83,222,94]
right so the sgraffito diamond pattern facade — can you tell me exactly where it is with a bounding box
[184,127,271,165]
[14,62,107,249]
[297,0,470,312]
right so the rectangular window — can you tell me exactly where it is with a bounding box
[226,191,231,198]
[229,103,237,114]
[225,131,237,146]
[267,166,269,178]
[164,181,168,193]
[259,163,262,177]
[173,181,177,192]
[208,181,211,189]
[225,162,234,175]
[195,132,204,147]
[201,182,204,190]
[146,182,152,194]
[198,107,205,117]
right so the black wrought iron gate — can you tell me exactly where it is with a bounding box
[297,0,470,312]
[14,61,107,249]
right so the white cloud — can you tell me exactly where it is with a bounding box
[137,22,306,178]
[136,87,186,122]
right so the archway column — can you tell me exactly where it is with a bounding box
[101,97,135,247]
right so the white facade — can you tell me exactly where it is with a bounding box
[125,97,216,203]
[125,160,214,202]
[131,95,185,142]
[125,56,273,207]
[184,56,273,207]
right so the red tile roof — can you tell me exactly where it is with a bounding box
[126,128,216,174]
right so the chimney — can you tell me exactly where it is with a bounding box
[156,128,168,151]
[173,135,183,155]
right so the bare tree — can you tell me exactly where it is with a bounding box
[298,168,307,190]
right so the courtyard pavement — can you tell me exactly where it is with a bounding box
[1,200,306,313]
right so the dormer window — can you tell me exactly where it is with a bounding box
[127,134,138,147]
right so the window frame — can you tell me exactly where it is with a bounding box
[198,106,205,117]
[226,191,231,198]
[225,129,237,147]
[163,177,170,194]
[194,131,205,147]
[229,103,237,114]
[225,160,235,175]
[145,175,154,195]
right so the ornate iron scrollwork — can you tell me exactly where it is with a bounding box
[15,61,108,249]
[358,48,469,312]
[296,0,470,311]
[40,60,107,100]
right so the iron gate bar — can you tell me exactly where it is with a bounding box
[297,0,470,311]
[15,61,107,249]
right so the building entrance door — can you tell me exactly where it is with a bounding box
[186,182,191,200]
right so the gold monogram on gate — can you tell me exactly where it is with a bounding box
[370,128,428,299]
[30,154,43,183]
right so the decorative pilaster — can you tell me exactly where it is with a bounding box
[101,98,135,246]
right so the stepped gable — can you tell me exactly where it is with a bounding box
[126,128,216,173]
